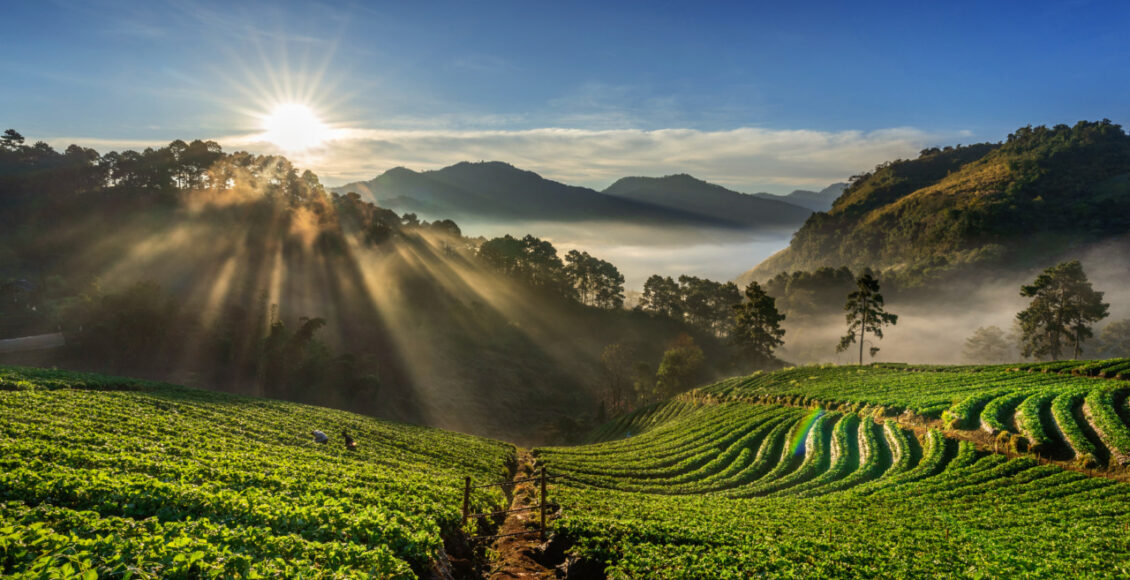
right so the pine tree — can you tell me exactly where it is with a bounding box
[1017,260,1108,360]
[732,281,786,368]
[836,272,898,364]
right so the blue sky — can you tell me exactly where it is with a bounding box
[5,0,1129,192]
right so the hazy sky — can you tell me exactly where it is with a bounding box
[6,0,1129,193]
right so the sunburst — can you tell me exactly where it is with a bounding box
[260,103,332,151]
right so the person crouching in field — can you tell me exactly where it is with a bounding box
[343,430,358,451]
[312,430,329,444]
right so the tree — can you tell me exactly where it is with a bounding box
[678,275,740,337]
[1017,260,1109,360]
[732,281,786,368]
[638,275,681,318]
[962,326,1013,364]
[0,129,24,150]
[565,250,625,309]
[631,361,657,405]
[1097,320,1130,358]
[655,334,705,397]
[836,272,898,364]
[600,343,634,413]
[478,234,572,298]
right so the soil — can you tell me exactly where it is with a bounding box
[485,451,560,580]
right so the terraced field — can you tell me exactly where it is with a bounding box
[7,362,1130,578]
[0,366,515,578]
[537,363,1130,577]
[697,362,1130,468]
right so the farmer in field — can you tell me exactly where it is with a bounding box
[343,429,358,451]
[312,430,329,444]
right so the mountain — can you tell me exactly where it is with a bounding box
[741,120,1130,283]
[752,182,846,212]
[600,174,815,228]
[332,161,747,228]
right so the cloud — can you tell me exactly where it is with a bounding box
[48,124,961,195]
[296,125,956,193]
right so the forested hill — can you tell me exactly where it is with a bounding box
[744,120,1130,283]
[0,130,747,445]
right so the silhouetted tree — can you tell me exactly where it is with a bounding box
[478,234,572,298]
[678,275,741,337]
[1,129,25,149]
[1017,260,1108,360]
[639,275,681,318]
[565,250,625,309]
[836,272,898,364]
[732,281,786,368]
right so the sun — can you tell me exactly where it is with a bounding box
[260,103,332,152]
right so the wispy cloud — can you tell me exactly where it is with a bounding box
[48,124,960,194]
[297,125,956,193]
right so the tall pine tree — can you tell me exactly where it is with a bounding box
[836,272,898,365]
[732,281,786,369]
[1017,260,1108,360]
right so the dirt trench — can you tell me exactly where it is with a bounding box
[481,451,601,580]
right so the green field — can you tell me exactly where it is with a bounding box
[5,363,1130,578]
[536,363,1130,578]
[0,366,514,578]
[697,362,1130,466]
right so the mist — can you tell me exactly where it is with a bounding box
[455,218,796,290]
[774,238,1130,366]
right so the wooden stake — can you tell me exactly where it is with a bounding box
[540,466,547,542]
[462,476,471,528]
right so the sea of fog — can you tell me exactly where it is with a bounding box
[457,220,795,291]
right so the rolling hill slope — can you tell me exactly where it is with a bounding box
[0,366,515,578]
[9,362,1130,578]
[535,363,1130,577]
[745,120,1130,282]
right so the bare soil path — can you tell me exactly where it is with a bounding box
[486,451,558,580]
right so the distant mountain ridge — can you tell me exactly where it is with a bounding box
[752,183,846,212]
[601,174,814,228]
[332,162,828,230]
[740,120,1130,284]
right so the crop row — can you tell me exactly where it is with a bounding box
[0,366,515,578]
[542,402,967,501]
[537,365,1130,576]
[696,363,1130,468]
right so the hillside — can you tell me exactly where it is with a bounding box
[8,363,1130,577]
[600,174,815,228]
[0,135,739,445]
[535,362,1130,576]
[744,120,1130,282]
[0,366,515,578]
[331,162,744,228]
[752,182,846,212]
